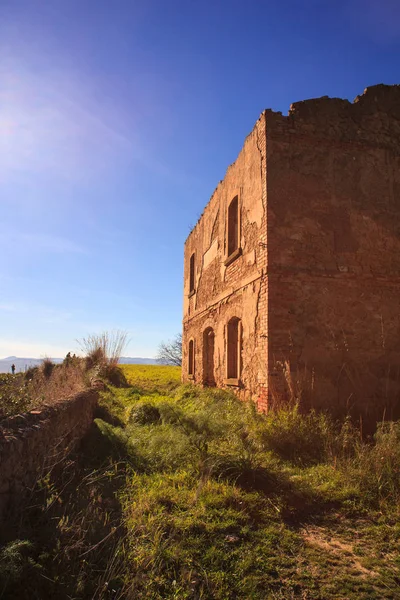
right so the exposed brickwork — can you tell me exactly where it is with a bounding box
[183,115,267,403]
[0,390,98,521]
[183,84,400,420]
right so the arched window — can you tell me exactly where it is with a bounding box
[189,253,195,294]
[227,317,241,380]
[188,339,195,376]
[227,196,239,257]
[202,327,215,386]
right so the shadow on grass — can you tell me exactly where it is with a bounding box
[0,422,130,600]
[211,456,343,527]
[94,403,126,428]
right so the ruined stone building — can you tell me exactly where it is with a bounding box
[182,84,400,419]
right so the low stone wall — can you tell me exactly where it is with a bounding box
[0,389,98,521]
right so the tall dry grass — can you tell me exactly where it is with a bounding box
[78,330,128,370]
[28,361,87,406]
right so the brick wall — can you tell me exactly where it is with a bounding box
[266,84,400,419]
[183,115,267,402]
[183,83,400,419]
[0,390,98,521]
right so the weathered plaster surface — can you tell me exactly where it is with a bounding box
[267,84,400,419]
[183,84,400,420]
[183,116,267,404]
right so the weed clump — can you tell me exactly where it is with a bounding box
[0,540,36,587]
[41,357,56,379]
[24,366,39,381]
[260,404,334,466]
[342,421,400,509]
[79,331,129,388]
[129,402,161,425]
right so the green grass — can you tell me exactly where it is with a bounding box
[121,363,182,394]
[1,364,400,599]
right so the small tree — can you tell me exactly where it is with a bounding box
[157,333,182,367]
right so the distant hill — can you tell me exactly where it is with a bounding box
[0,356,158,373]
[119,357,158,365]
[0,357,62,374]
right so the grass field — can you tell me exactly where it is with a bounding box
[122,363,182,393]
[1,364,399,599]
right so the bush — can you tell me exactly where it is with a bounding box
[101,364,128,387]
[78,332,129,388]
[24,366,39,381]
[0,374,32,418]
[0,540,36,587]
[41,358,56,379]
[129,402,161,425]
[259,404,334,466]
[352,421,400,507]
[79,331,128,370]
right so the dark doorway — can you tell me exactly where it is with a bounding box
[203,327,216,386]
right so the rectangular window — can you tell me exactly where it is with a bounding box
[227,317,240,380]
[225,195,242,266]
[188,339,194,376]
[189,253,195,294]
[227,196,239,257]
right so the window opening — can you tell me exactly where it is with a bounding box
[227,196,239,257]
[202,327,216,386]
[189,253,195,294]
[188,339,194,376]
[227,317,240,379]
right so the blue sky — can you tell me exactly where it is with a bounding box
[0,0,399,359]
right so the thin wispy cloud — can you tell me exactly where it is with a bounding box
[0,59,135,183]
[0,49,189,192]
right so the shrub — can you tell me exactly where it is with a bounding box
[0,540,35,587]
[62,352,81,367]
[78,331,129,388]
[101,364,128,387]
[0,374,32,418]
[79,330,128,370]
[329,414,362,461]
[41,358,56,379]
[259,404,334,466]
[129,402,161,425]
[24,366,39,381]
[353,421,400,507]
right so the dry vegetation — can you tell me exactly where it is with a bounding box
[1,364,400,599]
[0,361,86,420]
[0,331,129,420]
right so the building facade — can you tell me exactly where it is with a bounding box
[183,84,400,420]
